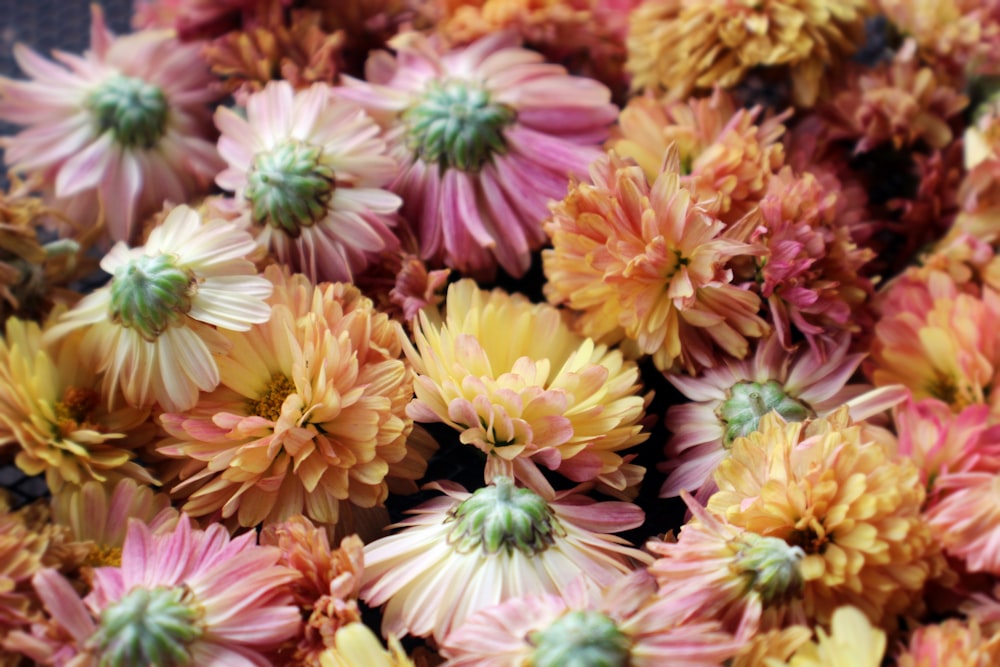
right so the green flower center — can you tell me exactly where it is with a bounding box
[109,253,195,341]
[245,139,336,237]
[93,585,203,667]
[88,74,169,149]
[733,533,805,607]
[446,476,560,555]
[403,80,516,172]
[529,610,630,667]
[247,373,296,422]
[718,380,812,446]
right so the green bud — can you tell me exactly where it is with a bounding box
[719,380,812,446]
[446,476,559,555]
[245,139,336,236]
[734,533,806,606]
[529,610,630,667]
[93,585,202,667]
[109,253,194,340]
[87,74,168,149]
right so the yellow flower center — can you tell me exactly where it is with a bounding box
[87,544,123,568]
[53,386,102,436]
[247,374,296,422]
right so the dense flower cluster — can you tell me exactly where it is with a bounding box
[2,1,1000,665]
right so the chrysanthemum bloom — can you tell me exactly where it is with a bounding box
[730,627,812,667]
[406,278,648,495]
[869,272,1000,414]
[777,606,886,667]
[0,506,49,631]
[647,492,810,635]
[49,478,178,568]
[660,332,905,499]
[708,409,941,627]
[895,618,1000,667]
[923,470,1000,575]
[335,30,617,279]
[821,40,967,155]
[750,167,877,351]
[0,6,223,244]
[626,0,873,107]
[543,150,768,375]
[12,515,301,667]
[442,569,742,666]
[959,98,1000,218]
[157,265,418,527]
[318,622,414,667]
[215,80,402,283]
[259,516,365,665]
[0,314,156,492]
[361,476,650,643]
[132,0,265,39]
[43,204,273,413]
[609,88,788,225]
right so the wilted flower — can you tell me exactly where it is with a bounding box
[543,150,768,375]
[708,409,941,627]
[215,80,402,283]
[43,204,273,413]
[157,266,419,528]
[0,6,223,243]
[336,30,617,279]
[626,0,873,106]
[360,476,650,643]
[405,278,648,496]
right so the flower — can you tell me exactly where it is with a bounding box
[0,5,223,243]
[923,470,1000,574]
[335,30,617,279]
[318,622,414,667]
[0,314,156,491]
[14,515,301,666]
[708,409,941,627]
[609,88,788,224]
[777,606,886,667]
[441,569,743,667]
[895,618,1000,667]
[43,204,273,413]
[543,150,768,375]
[215,80,403,283]
[156,265,419,527]
[405,278,648,496]
[660,332,905,499]
[0,506,49,631]
[626,0,873,106]
[360,476,650,643]
[132,0,265,40]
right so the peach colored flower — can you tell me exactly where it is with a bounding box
[895,618,1000,667]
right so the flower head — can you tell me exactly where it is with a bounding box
[360,476,650,643]
[543,150,768,375]
[216,80,402,283]
[405,278,648,496]
[777,606,886,667]
[896,618,1000,667]
[157,265,419,527]
[924,471,1000,575]
[43,204,273,413]
[318,622,414,667]
[336,31,617,279]
[708,409,941,627]
[0,6,223,243]
[626,0,873,106]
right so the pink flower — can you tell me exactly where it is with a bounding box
[0,6,223,243]
[336,30,617,279]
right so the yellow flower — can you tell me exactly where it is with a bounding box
[0,314,155,491]
[627,0,872,106]
[406,278,649,495]
[318,623,414,667]
[770,606,886,667]
[708,409,940,627]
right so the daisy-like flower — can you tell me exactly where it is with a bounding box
[626,0,873,107]
[660,332,904,500]
[544,150,768,375]
[49,478,178,568]
[157,265,419,528]
[608,88,788,225]
[441,569,743,667]
[0,5,223,243]
[335,30,617,279]
[13,515,301,667]
[923,470,1000,574]
[318,622,414,667]
[43,204,273,413]
[776,606,886,667]
[360,476,651,643]
[215,80,403,283]
[896,618,1000,667]
[708,409,941,627]
[0,314,156,492]
[406,278,649,496]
